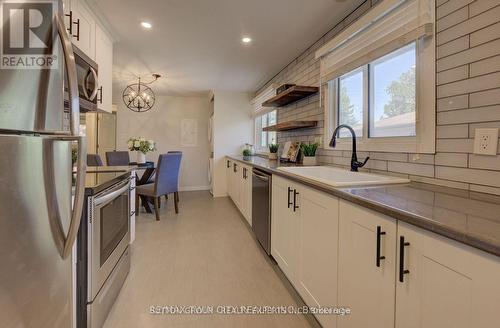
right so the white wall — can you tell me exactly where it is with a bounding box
[116,95,210,191]
[212,91,254,197]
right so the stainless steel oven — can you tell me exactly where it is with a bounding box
[66,46,99,112]
[90,178,130,299]
[78,177,131,327]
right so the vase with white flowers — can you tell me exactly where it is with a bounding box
[127,137,156,164]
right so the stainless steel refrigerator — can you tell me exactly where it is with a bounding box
[0,1,86,327]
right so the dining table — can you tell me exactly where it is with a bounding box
[130,161,156,213]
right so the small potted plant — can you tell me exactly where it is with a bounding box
[242,149,252,158]
[128,137,156,164]
[300,142,319,166]
[269,143,279,160]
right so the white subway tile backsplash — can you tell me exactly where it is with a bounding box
[411,175,470,190]
[469,121,500,135]
[437,35,470,58]
[436,165,500,187]
[437,6,469,32]
[368,152,408,162]
[436,0,474,19]
[437,72,500,98]
[437,105,500,124]
[436,138,474,153]
[409,153,435,164]
[436,124,469,138]
[469,154,500,170]
[470,184,500,196]
[469,0,500,16]
[437,5,500,45]
[435,152,469,167]
[437,65,469,85]
[469,88,500,107]
[437,94,469,111]
[437,39,500,72]
[470,54,500,77]
[470,21,500,47]
[387,162,435,177]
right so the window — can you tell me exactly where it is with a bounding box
[369,43,416,138]
[318,0,435,153]
[255,110,277,152]
[338,67,364,138]
[335,43,416,140]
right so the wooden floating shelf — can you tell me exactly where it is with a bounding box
[263,121,318,132]
[262,85,319,108]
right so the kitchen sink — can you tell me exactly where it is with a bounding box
[277,166,410,187]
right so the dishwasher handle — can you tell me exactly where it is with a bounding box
[252,171,270,181]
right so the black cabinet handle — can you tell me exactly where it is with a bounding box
[399,236,410,282]
[293,189,299,212]
[287,187,293,209]
[376,226,386,267]
[227,160,230,168]
[233,163,237,173]
[243,167,247,179]
[65,11,73,35]
[74,17,80,41]
[65,11,80,40]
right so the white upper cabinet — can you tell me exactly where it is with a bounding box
[69,0,95,59]
[338,201,397,328]
[395,222,500,328]
[95,24,113,112]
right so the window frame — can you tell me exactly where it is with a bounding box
[255,110,277,153]
[324,38,435,154]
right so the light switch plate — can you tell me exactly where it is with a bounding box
[473,128,499,155]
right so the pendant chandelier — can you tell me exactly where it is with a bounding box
[122,74,161,112]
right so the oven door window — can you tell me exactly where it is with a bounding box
[100,191,128,266]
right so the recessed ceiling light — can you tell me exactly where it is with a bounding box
[141,22,152,29]
[242,37,252,44]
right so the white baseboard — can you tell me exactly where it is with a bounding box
[179,185,211,192]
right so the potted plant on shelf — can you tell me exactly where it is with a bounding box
[300,142,319,166]
[269,143,279,160]
[128,137,156,164]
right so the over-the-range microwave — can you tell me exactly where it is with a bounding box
[65,46,99,112]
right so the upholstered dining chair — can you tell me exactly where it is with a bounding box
[87,154,103,167]
[106,151,130,166]
[136,152,182,220]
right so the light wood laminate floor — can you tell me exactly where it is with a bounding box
[104,191,314,328]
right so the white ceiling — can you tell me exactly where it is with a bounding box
[93,0,365,97]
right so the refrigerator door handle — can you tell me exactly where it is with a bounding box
[56,13,80,136]
[44,135,87,259]
[64,135,86,259]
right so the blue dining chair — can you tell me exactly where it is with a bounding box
[136,152,182,220]
[87,154,103,166]
[106,151,130,166]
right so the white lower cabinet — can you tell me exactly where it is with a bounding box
[338,201,500,328]
[395,221,500,328]
[271,176,299,281]
[338,200,397,328]
[272,175,339,328]
[226,158,252,226]
[269,181,500,328]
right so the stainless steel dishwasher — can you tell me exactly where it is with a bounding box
[252,168,272,254]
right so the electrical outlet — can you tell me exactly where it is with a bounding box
[473,128,499,156]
